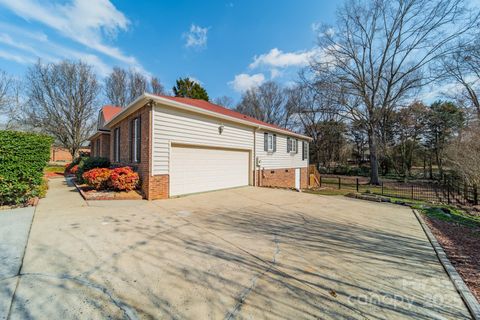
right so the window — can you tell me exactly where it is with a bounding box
[264,133,276,152]
[113,127,120,162]
[96,139,100,157]
[130,117,141,163]
[302,141,308,161]
[287,137,298,153]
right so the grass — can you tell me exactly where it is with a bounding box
[304,188,352,196]
[44,165,65,174]
[419,206,480,228]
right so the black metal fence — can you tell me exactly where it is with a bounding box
[319,175,479,206]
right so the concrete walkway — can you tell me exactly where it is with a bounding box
[4,178,473,319]
[0,207,35,320]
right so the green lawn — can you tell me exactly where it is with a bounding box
[420,206,480,228]
[304,189,352,196]
[44,165,65,174]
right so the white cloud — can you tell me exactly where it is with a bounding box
[270,68,282,79]
[229,73,265,92]
[184,24,209,49]
[0,0,140,67]
[249,48,320,69]
[311,22,321,33]
[0,49,36,64]
[0,22,115,77]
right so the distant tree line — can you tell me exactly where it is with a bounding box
[0,61,210,157]
[1,0,480,187]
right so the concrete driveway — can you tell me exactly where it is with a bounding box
[6,178,470,319]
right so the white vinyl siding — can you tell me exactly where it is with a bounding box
[256,131,308,169]
[152,105,254,175]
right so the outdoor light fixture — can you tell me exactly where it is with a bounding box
[218,124,224,134]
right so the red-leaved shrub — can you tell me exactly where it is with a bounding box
[109,167,139,191]
[70,165,79,174]
[82,168,111,190]
[64,162,72,174]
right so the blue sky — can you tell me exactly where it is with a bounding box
[0,0,338,103]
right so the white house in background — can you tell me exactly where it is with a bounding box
[89,93,312,200]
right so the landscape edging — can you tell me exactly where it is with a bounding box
[412,209,480,320]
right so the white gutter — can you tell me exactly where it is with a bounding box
[104,92,313,141]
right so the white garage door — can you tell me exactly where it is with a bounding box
[170,146,249,196]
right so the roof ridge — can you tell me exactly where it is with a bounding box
[154,94,296,134]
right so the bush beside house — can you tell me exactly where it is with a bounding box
[0,130,53,206]
[82,167,139,191]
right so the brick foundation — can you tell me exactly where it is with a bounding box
[147,175,169,200]
[257,167,308,189]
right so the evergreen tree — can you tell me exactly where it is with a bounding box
[172,77,209,101]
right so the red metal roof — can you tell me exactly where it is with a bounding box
[156,95,296,134]
[102,105,122,122]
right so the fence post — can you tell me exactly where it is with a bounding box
[447,183,451,205]
[411,185,414,200]
[338,177,341,190]
[381,182,384,196]
[356,178,359,192]
[473,184,478,206]
[319,176,322,187]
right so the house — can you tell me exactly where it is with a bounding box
[89,93,312,200]
[50,146,90,163]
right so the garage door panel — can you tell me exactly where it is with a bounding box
[170,146,249,196]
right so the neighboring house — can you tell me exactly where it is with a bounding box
[89,105,122,159]
[50,146,90,163]
[89,93,312,200]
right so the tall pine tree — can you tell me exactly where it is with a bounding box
[172,77,209,101]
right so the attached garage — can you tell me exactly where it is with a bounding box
[169,145,250,196]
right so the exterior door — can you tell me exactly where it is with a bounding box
[295,168,301,190]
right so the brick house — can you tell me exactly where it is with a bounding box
[89,93,312,200]
[50,146,90,162]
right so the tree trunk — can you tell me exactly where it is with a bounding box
[70,146,79,160]
[368,128,380,185]
[429,155,433,179]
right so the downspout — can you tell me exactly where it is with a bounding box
[254,126,260,187]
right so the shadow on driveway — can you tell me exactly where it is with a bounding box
[7,179,471,319]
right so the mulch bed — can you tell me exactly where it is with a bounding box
[423,215,480,303]
[73,181,143,200]
[44,172,65,179]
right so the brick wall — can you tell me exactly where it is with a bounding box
[110,105,154,199]
[147,175,169,200]
[90,140,96,158]
[50,146,89,162]
[100,133,110,158]
[50,147,72,162]
[257,167,308,189]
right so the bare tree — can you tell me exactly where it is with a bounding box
[441,43,480,118]
[213,95,234,108]
[285,74,345,165]
[105,67,128,107]
[236,81,293,128]
[0,70,12,115]
[312,0,477,184]
[2,79,26,130]
[105,68,166,107]
[447,123,480,186]
[25,60,100,157]
[128,70,148,103]
[150,77,165,95]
